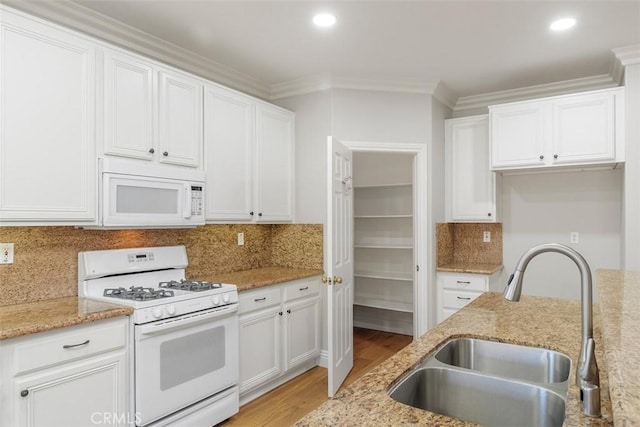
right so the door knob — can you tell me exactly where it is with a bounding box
[333,276,343,284]
[321,276,332,284]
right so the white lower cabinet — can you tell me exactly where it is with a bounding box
[437,271,500,324]
[238,277,320,403]
[0,317,130,427]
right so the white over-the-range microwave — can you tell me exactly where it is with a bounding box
[92,158,205,229]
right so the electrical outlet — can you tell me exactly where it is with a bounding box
[237,232,245,246]
[483,231,491,243]
[0,243,14,264]
[570,232,579,244]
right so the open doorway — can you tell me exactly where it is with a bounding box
[352,152,415,336]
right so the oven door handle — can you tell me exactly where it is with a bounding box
[136,304,238,338]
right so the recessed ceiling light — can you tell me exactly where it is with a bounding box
[313,13,336,28]
[550,17,576,31]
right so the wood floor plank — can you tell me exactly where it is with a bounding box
[222,328,412,427]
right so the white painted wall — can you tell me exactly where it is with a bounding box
[501,169,623,300]
[332,89,430,143]
[623,63,640,270]
[427,97,449,326]
[275,90,332,224]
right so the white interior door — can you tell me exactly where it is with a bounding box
[326,136,354,397]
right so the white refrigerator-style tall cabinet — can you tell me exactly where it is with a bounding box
[352,153,414,336]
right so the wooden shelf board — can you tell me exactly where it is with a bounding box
[353,297,414,313]
[353,183,412,189]
[354,272,413,281]
[354,244,413,250]
[354,214,413,219]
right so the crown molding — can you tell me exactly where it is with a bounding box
[1,0,271,99]
[613,44,640,68]
[270,73,456,108]
[453,74,618,114]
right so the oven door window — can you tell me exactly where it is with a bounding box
[160,327,225,390]
[135,310,239,426]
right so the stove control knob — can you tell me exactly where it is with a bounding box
[152,307,163,319]
[167,305,176,316]
[212,296,221,306]
[222,293,230,303]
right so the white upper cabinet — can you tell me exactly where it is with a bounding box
[255,103,295,222]
[490,87,625,171]
[157,68,203,168]
[0,9,96,223]
[100,48,203,168]
[203,84,254,221]
[203,87,294,223]
[102,49,154,161]
[445,115,499,222]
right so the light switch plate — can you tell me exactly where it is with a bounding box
[0,243,14,264]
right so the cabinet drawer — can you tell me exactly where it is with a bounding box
[13,317,127,375]
[282,279,320,302]
[239,287,282,314]
[442,290,483,309]
[441,274,488,292]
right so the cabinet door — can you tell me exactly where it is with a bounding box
[255,103,294,222]
[284,296,321,371]
[551,92,616,164]
[446,116,496,222]
[238,306,283,393]
[157,69,203,168]
[0,11,96,222]
[203,84,254,221]
[14,352,128,427]
[490,103,546,169]
[102,48,154,161]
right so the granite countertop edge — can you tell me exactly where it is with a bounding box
[205,266,324,292]
[437,262,504,275]
[0,297,133,341]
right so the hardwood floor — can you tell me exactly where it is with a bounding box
[222,328,412,427]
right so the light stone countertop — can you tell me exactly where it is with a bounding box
[596,269,640,426]
[204,266,324,292]
[0,297,133,340]
[296,290,614,426]
[437,262,503,275]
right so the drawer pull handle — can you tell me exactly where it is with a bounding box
[63,339,90,349]
[254,297,266,302]
[456,281,471,284]
[457,296,472,301]
[299,286,309,291]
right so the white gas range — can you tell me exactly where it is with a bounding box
[78,246,239,427]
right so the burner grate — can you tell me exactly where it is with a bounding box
[103,286,175,301]
[159,279,222,292]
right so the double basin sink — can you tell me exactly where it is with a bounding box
[388,338,571,426]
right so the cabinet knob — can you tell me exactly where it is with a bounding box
[163,151,169,157]
[287,309,291,314]
[553,154,558,159]
[488,212,492,217]
[148,148,155,154]
[258,212,263,217]
[278,311,283,316]
[250,211,254,216]
[539,155,544,160]
[20,390,29,397]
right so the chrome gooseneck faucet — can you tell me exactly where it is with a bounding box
[503,243,601,418]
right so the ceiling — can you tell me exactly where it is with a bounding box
[55,1,640,99]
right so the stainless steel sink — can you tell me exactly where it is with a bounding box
[388,338,572,426]
[434,338,571,383]
[389,367,566,427]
